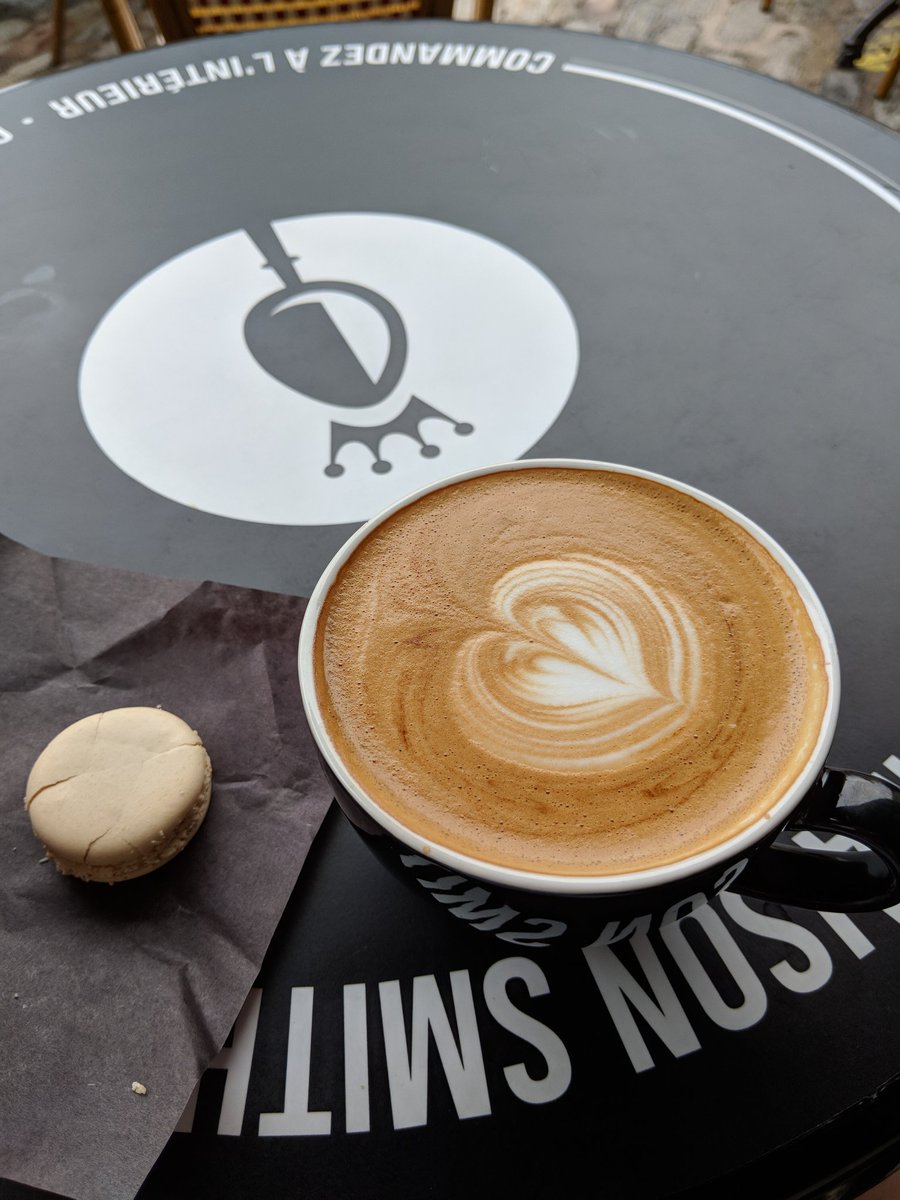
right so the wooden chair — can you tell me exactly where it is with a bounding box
[51,0,147,65]
[146,0,493,42]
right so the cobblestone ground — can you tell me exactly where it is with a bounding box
[0,0,899,126]
[0,0,158,84]
[494,0,900,127]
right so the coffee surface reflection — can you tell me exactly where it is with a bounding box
[314,468,828,875]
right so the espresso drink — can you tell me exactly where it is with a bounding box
[314,468,829,876]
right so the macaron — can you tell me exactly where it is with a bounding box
[25,707,212,883]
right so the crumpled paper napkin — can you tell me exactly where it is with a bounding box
[0,536,333,1200]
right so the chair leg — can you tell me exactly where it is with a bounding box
[98,0,145,52]
[144,0,194,41]
[50,0,66,66]
[875,39,900,98]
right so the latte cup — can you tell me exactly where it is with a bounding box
[299,460,900,949]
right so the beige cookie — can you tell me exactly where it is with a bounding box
[25,707,212,883]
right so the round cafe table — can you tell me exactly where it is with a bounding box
[1,18,900,1200]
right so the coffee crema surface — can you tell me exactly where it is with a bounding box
[314,468,829,875]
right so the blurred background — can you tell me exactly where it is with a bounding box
[0,0,899,127]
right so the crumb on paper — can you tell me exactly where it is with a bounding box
[131,1081,147,1096]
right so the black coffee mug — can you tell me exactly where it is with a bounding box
[298,461,900,949]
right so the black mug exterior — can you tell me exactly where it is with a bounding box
[737,767,900,911]
[318,754,900,950]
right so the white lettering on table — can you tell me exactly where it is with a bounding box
[158,67,185,93]
[75,89,106,111]
[527,51,555,74]
[183,64,208,86]
[483,957,572,1104]
[874,754,900,783]
[259,987,332,1136]
[818,911,876,958]
[98,82,128,105]
[379,970,491,1129]
[583,933,701,1072]
[317,42,555,72]
[661,902,768,1031]
[49,97,82,118]
[284,47,308,73]
[343,982,371,1133]
[201,59,232,82]
[175,987,262,1134]
[719,893,833,993]
[440,44,473,66]
[391,43,416,64]
[252,50,276,73]
[472,45,506,68]
[172,750,900,1135]
[132,72,164,93]
[503,48,530,71]
[41,42,556,123]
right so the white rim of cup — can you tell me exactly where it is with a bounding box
[298,459,840,896]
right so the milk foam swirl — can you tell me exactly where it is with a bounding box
[314,467,829,876]
[453,555,702,770]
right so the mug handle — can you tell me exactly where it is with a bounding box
[733,768,900,912]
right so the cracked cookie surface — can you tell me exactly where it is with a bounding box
[25,707,212,883]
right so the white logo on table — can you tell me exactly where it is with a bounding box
[79,213,579,526]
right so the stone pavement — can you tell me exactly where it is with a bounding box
[0,0,899,122]
[491,0,900,128]
[0,0,159,86]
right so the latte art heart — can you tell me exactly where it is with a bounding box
[454,556,702,770]
[314,467,829,876]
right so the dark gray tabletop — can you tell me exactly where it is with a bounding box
[1,21,900,1200]
[2,20,899,765]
